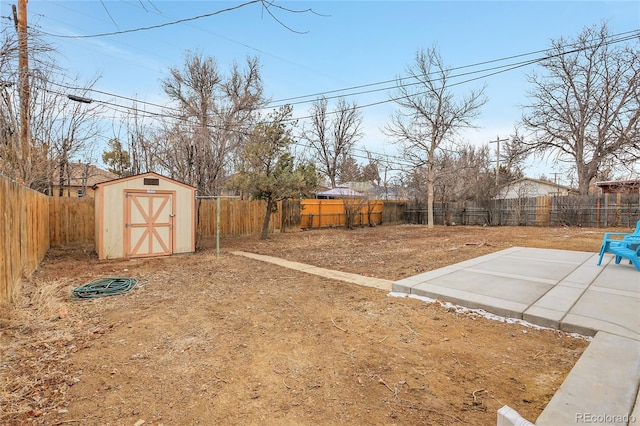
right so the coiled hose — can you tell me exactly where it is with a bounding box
[70,277,140,299]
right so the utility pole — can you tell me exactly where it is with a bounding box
[489,136,509,186]
[16,0,30,172]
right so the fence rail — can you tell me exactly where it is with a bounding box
[1,175,50,307]
[2,184,638,309]
[300,199,384,229]
[405,194,640,227]
[49,197,94,246]
[196,198,282,243]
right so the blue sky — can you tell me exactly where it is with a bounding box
[2,1,639,182]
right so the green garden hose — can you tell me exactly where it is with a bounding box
[70,277,140,299]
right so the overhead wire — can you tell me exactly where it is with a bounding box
[8,19,639,172]
[269,28,640,104]
[30,78,411,169]
[16,0,637,108]
[99,0,120,30]
[20,29,639,169]
[19,28,639,121]
[35,0,324,39]
[37,0,262,39]
[30,2,634,110]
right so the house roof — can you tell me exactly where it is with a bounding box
[500,177,575,192]
[317,187,364,198]
[52,162,118,187]
[340,181,376,193]
[595,179,640,187]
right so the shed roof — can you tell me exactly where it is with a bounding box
[93,172,195,190]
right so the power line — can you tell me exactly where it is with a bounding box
[22,28,637,122]
[35,0,325,39]
[32,83,412,170]
[36,0,262,39]
[19,30,639,162]
[99,0,120,30]
[25,0,335,82]
[10,26,639,172]
[285,30,640,122]
[268,28,640,104]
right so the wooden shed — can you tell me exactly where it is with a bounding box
[94,172,196,260]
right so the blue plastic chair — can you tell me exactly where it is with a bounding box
[597,220,640,271]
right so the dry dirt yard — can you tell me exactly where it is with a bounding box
[2,224,614,425]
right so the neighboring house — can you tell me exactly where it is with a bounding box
[316,186,364,199]
[373,185,408,200]
[595,179,640,194]
[315,181,409,200]
[50,163,118,198]
[340,181,376,196]
[495,178,576,199]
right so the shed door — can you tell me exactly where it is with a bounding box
[125,192,174,258]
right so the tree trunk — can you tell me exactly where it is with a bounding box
[58,156,66,197]
[260,198,274,240]
[427,164,435,228]
[577,168,594,196]
[576,161,597,195]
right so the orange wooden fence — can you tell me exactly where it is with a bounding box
[300,199,384,228]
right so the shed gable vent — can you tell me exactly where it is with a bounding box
[144,178,160,186]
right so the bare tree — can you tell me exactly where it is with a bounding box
[0,30,19,156]
[385,46,487,227]
[303,97,363,188]
[434,144,495,205]
[29,68,103,195]
[160,52,265,195]
[338,155,362,184]
[361,152,381,186]
[0,27,55,189]
[123,104,161,175]
[342,194,368,230]
[521,24,640,195]
[1,27,102,193]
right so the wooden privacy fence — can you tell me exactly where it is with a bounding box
[3,182,637,308]
[197,198,406,236]
[196,198,283,239]
[0,175,50,307]
[49,197,94,246]
[405,194,640,227]
[300,199,385,229]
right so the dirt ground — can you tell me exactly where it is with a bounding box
[2,224,615,425]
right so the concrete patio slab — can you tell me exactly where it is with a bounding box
[392,247,640,339]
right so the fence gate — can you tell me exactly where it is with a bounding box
[124,191,174,258]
